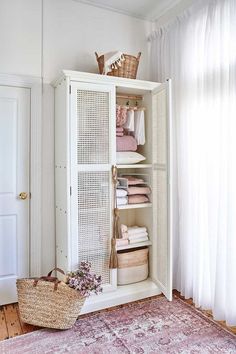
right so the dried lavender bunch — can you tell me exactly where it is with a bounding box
[66,261,102,297]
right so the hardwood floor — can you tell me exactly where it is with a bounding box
[0,303,39,341]
[1,292,236,341]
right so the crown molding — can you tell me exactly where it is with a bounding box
[73,0,152,21]
[73,0,184,22]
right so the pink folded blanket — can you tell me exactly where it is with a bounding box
[128,186,151,195]
[116,135,137,152]
[128,195,149,204]
[116,127,124,132]
[122,176,144,185]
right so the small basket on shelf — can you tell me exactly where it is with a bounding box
[95,52,141,79]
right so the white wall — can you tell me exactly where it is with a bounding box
[0,0,152,274]
[43,0,151,81]
[0,0,41,77]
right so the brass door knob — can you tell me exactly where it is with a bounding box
[19,192,28,200]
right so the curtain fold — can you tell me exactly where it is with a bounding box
[150,0,236,326]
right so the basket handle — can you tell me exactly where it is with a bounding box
[47,267,65,277]
[136,52,141,61]
[33,276,61,291]
[95,52,99,62]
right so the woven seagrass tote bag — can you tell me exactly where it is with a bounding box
[17,268,85,329]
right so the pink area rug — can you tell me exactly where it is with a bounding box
[1,296,236,353]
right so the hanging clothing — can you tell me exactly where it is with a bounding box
[123,109,134,132]
[134,110,145,145]
[116,105,128,127]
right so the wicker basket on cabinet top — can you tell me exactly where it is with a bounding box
[95,52,141,79]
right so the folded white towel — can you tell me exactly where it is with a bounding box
[116,239,129,246]
[129,236,149,244]
[117,197,128,206]
[128,232,148,240]
[116,189,127,197]
[120,231,129,239]
[127,226,147,235]
[120,224,128,233]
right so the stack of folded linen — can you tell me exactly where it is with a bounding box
[116,223,129,247]
[122,176,151,205]
[116,188,128,206]
[116,135,137,152]
[116,127,124,137]
[120,224,149,244]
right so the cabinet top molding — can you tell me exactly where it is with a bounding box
[52,70,161,91]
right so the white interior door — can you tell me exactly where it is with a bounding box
[152,80,173,300]
[0,85,30,305]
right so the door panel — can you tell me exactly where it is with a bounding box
[70,82,116,291]
[152,80,172,300]
[77,89,110,164]
[0,86,30,305]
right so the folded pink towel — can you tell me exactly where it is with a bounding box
[116,127,124,132]
[128,195,149,204]
[116,132,124,137]
[122,176,144,185]
[116,135,137,152]
[128,186,151,195]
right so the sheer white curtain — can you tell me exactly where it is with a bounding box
[150,0,236,325]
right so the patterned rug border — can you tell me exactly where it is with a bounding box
[173,295,236,339]
[3,294,236,343]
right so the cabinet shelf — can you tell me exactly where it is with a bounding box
[116,240,152,251]
[116,164,152,169]
[118,203,152,210]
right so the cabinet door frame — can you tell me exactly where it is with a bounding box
[152,79,173,300]
[70,81,117,292]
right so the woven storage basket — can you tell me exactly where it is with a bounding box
[117,247,148,285]
[95,52,141,79]
[17,268,85,330]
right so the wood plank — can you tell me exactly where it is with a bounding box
[3,304,22,338]
[0,306,8,340]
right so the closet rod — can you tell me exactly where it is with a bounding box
[116,93,143,100]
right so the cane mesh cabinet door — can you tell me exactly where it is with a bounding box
[70,82,116,291]
[152,80,173,300]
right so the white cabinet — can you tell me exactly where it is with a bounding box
[53,71,172,314]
